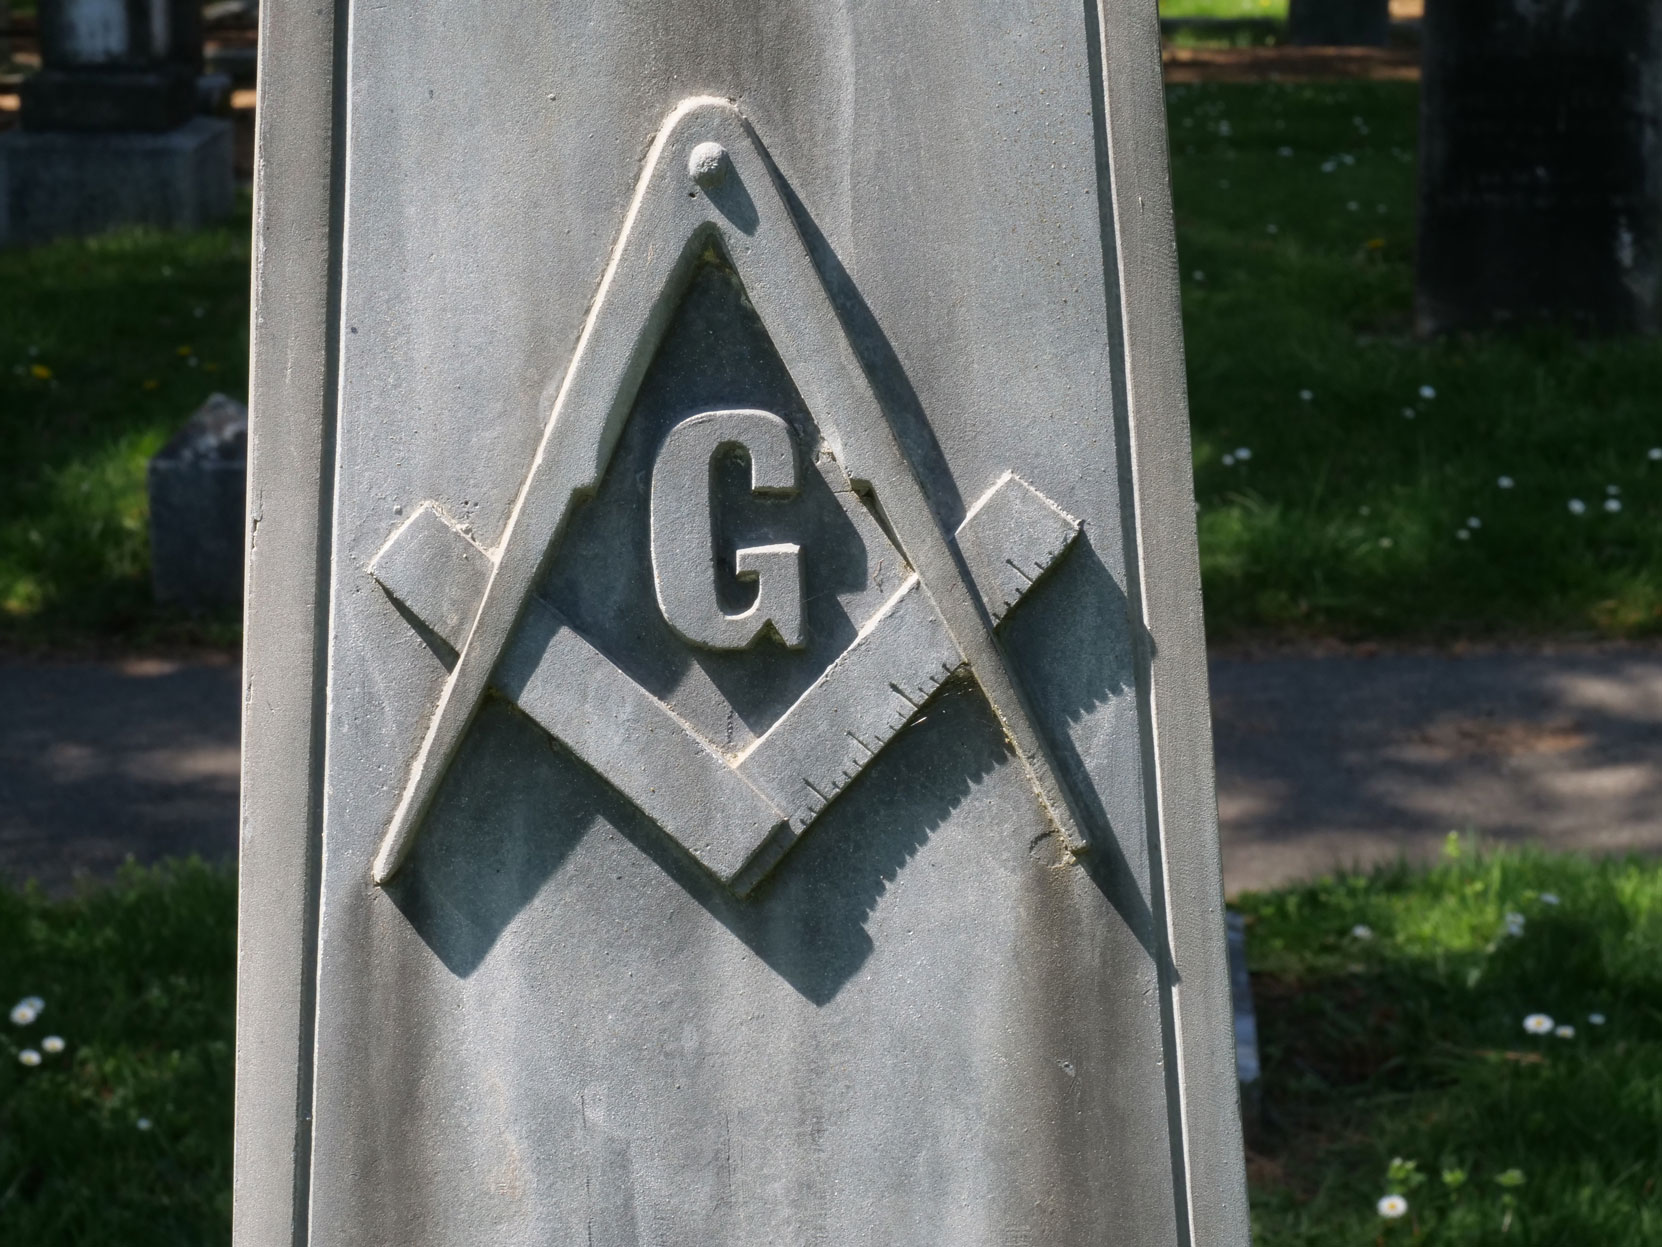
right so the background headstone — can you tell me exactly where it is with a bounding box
[0,0,231,247]
[1288,0,1391,47]
[1417,0,1662,335]
[235,3,1248,1244]
[1226,910,1262,1141]
[148,392,246,609]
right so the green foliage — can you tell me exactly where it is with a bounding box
[0,205,250,648]
[1171,81,1662,640]
[1240,843,1662,1244]
[0,861,235,1244]
[1162,0,1289,19]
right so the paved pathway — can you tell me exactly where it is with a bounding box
[2,647,1658,896]
[1212,646,1662,894]
[0,655,241,892]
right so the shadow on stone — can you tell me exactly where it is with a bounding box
[389,675,1013,1005]
[1002,531,1159,961]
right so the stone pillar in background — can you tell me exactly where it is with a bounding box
[0,0,232,247]
[1416,0,1662,335]
[1287,0,1390,47]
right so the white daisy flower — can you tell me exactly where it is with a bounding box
[1341,153,1356,165]
[17,1049,40,1067]
[1377,1194,1409,1219]
[22,998,42,1013]
[1588,1012,1606,1025]
[41,1036,64,1055]
[1222,453,1236,466]
[1266,223,1279,235]
[1649,448,1661,461]
[1378,537,1393,549]
[1193,270,1206,283]
[1456,529,1470,540]
[1523,1013,1554,1034]
[1347,201,1359,211]
[1217,120,1232,137]
[136,1118,153,1132]
[1539,892,1559,905]
[9,1003,37,1027]
[1351,923,1374,940]
[1607,484,1621,496]
[1498,475,1515,488]
[1299,389,1314,402]
[1605,498,1622,513]
[1504,911,1526,935]
[1234,447,1252,461]
[1466,516,1481,529]
[1278,145,1293,157]
[1321,159,1337,173]
[1418,384,1436,399]
[1568,498,1587,515]
[1555,1024,1576,1038]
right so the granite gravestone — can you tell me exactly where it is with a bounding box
[1417,0,1662,335]
[236,3,1248,1245]
[0,0,231,247]
[1288,0,1390,48]
[148,392,247,608]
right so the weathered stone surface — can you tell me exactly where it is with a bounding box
[1287,0,1390,48]
[0,116,232,247]
[236,4,1247,1245]
[148,392,245,608]
[1417,0,1662,334]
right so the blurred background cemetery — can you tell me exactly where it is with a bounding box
[1,0,1659,1242]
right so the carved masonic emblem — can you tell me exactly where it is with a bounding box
[369,97,1090,894]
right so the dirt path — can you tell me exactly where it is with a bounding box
[1163,44,1420,84]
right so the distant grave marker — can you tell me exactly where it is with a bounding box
[1288,0,1391,48]
[148,392,246,609]
[1417,0,1662,334]
[234,4,1248,1244]
[0,0,229,247]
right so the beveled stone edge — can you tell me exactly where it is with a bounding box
[232,0,344,1244]
[1089,0,1251,1242]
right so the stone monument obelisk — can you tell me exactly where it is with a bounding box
[235,3,1249,1244]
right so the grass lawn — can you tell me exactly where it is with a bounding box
[1162,0,1289,18]
[4,85,1661,647]
[1,848,1657,1242]
[1241,841,1662,1244]
[1172,81,1662,641]
[0,862,233,1244]
[0,205,249,650]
